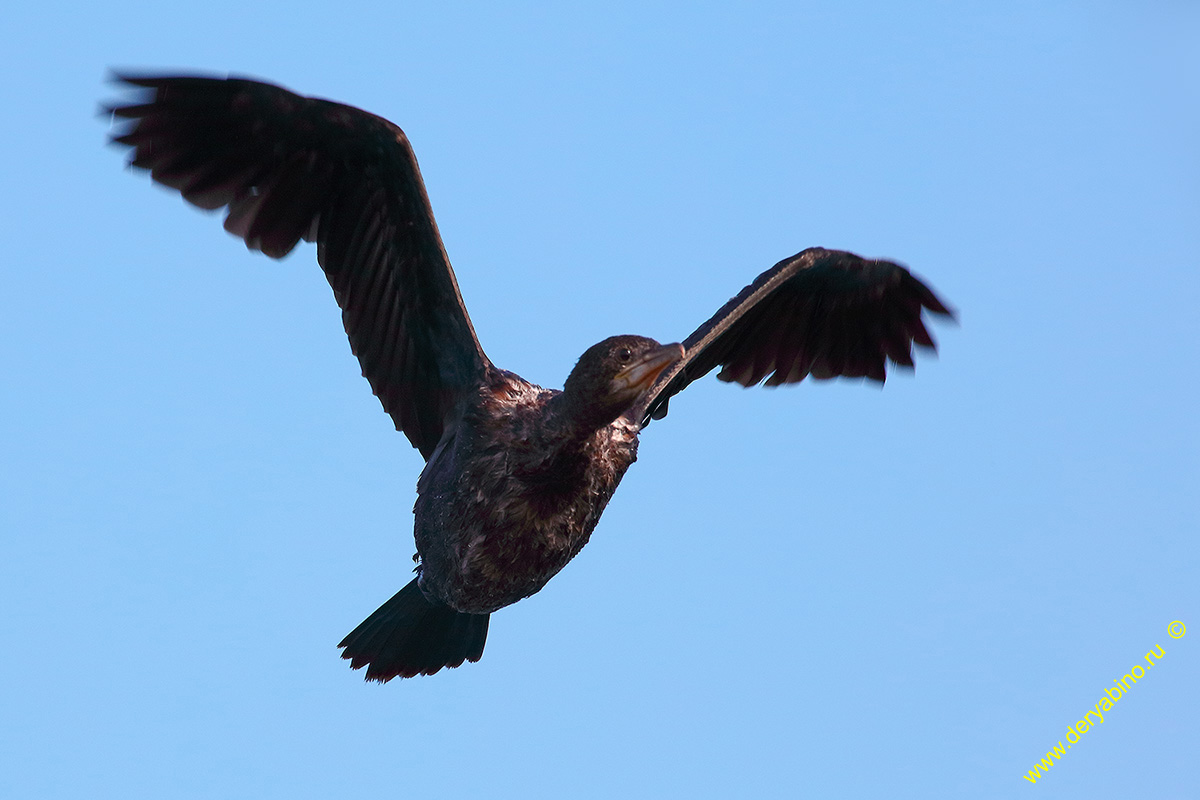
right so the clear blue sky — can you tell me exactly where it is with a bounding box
[2,2,1196,798]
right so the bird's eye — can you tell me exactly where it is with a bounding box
[617,348,632,362]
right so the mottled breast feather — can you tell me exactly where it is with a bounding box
[413,373,640,613]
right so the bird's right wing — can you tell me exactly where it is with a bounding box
[107,74,493,459]
[634,248,955,426]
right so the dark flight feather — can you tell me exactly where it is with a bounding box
[107,73,491,459]
[635,248,955,424]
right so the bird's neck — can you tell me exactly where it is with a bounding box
[544,391,618,447]
[509,393,622,482]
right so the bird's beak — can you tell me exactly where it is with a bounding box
[613,343,685,395]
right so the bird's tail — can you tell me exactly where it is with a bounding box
[338,578,490,682]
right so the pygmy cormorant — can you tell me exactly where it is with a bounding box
[106,74,954,681]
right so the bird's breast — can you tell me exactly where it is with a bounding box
[415,411,640,613]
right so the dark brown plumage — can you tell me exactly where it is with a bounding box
[106,73,954,682]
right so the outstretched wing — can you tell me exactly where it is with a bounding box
[634,248,954,425]
[107,73,492,459]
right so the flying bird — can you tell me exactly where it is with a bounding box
[106,73,954,682]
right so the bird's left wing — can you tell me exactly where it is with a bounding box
[633,247,954,426]
[106,74,493,459]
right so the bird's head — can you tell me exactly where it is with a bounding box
[561,335,684,430]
